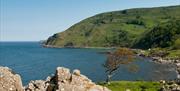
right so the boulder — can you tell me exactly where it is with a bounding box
[0,66,23,91]
[55,67,71,83]
[73,69,81,76]
[55,67,110,91]
[176,63,180,66]
[160,80,180,91]
[25,80,50,91]
[0,66,111,91]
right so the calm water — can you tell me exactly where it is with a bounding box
[0,42,177,85]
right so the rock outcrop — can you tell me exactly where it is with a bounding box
[160,80,180,91]
[0,66,111,91]
[0,67,23,91]
[54,67,110,91]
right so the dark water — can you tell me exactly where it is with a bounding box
[0,42,177,85]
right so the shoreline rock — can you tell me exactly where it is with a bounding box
[0,66,111,91]
[0,67,24,91]
[137,52,180,80]
[151,57,180,80]
[160,80,180,91]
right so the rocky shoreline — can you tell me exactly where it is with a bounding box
[42,44,115,49]
[0,66,110,91]
[137,51,180,80]
[138,52,180,91]
[151,57,180,80]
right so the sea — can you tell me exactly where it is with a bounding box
[0,42,177,85]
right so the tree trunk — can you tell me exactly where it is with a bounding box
[106,74,112,84]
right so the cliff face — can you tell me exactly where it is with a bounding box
[0,66,110,91]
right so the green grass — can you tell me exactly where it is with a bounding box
[45,5,180,48]
[167,49,180,58]
[99,81,161,91]
[136,48,180,59]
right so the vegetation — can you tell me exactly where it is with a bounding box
[173,39,180,49]
[44,6,180,90]
[133,20,180,49]
[147,48,169,58]
[137,48,180,59]
[45,5,180,49]
[98,81,161,91]
[103,48,135,83]
[168,49,180,58]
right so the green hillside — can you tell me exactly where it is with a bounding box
[133,20,180,49]
[45,5,180,49]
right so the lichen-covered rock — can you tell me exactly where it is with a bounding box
[0,66,23,91]
[26,67,110,91]
[25,80,50,91]
[55,67,71,83]
[0,66,110,91]
[55,67,110,91]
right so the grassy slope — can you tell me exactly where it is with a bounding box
[168,49,180,57]
[99,81,161,91]
[45,5,180,48]
[135,47,180,59]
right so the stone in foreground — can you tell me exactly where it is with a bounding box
[0,66,110,91]
[0,66,23,91]
[54,67,110,91]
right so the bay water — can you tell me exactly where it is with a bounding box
[0,42,177,85]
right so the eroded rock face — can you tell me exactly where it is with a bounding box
[25,80,50,91]
[0,66,23,91]
[0,66,110,91]
[55,67,110,91]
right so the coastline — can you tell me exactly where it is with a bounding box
[42,44,116,49]
[43,44,180,79]
[138,53,180,80]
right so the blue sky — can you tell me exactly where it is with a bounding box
[0,0,180,41]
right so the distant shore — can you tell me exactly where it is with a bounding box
[42,44,116,49]
[137,51,180,80]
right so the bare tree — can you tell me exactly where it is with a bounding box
[103,48,135,84]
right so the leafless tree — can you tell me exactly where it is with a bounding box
[103,48,135,83]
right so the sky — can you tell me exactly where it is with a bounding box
[0,0,180,41]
